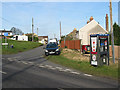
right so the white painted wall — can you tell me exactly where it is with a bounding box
[79,20,107,45]
[11,35,28,41]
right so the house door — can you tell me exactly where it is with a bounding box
[16,36,18,40]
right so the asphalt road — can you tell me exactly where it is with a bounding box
[1,46,119,88]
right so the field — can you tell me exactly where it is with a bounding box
[2,39,43,54]
[46,48,119,80]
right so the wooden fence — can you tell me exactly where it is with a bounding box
[61,40,81,49]
[109,45,120,59]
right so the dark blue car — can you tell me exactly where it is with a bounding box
[45,43,60,56]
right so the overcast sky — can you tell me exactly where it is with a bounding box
[1,1,118,40]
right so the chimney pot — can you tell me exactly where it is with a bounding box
[87,20,90,24]
[90,16,93,21]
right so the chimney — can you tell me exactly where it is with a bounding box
[105,14,109,32]
[74,28,77,31]
[90,16,93,21]
[87,20,90,24]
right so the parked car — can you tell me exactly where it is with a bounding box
[44,43,60,56]
[82,45,90,54]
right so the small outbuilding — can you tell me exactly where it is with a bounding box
[11,35,28,41]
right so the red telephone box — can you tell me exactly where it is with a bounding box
[90,34,109,66]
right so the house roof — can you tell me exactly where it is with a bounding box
[38,36,48,38]
[67,28,78,37]
[0,30,12,32]
[79,19,107,33]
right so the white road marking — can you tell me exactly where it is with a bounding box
[55,67,63,70]
[22,61,28,64]
[13,56,21,59]
[45,65,53,68]
[27,62,34,65]
[7,58,12,60]
[8,58,13,61]
[84,74,92,77]
[16,61,21,63]
[20,61,27,64]
[48,67,56,70]
[62,69,72,72]
[13,58,17,61]
[58,69,67,72]
[64,69,72,72]
[39,65,45,68]
[0,71,7,74]
[70,71,80,75]
[35,64,40,66]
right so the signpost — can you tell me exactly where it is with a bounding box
[4,33,8,48]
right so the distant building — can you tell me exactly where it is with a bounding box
[67,28,79,40]
[25,33,38,41]
[75,31,79,39]
[0,29,13,36]
[10,35,28,41]
[79,17,108,45]
[25,33,38,37]
[0,29,13,39]
[38,36,48,44]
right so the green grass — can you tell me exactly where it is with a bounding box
[46,54,118,80]
[2,39,43,54]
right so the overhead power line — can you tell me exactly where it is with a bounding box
[0,17,26,27]
[0,16,40,29]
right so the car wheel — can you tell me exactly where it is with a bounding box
[45,52,49,56]
[56,52,59,55]
[83,50,86,54]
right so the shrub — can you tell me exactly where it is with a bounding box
[65,46,67,48]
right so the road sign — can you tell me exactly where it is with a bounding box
[2,43,8,45]
[4,33,8,36]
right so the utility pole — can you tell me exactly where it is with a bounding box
[37,28,38,36]
[60,21,61,40]
[105,14,109,32]
[54,34,56,39]
[37,28,39,42]
[109,0,115,63]
[32,17,34,42]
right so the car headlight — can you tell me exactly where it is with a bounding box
[45,50,48,52]
[56,49,59,51]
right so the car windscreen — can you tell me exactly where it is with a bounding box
[46,44,58,48]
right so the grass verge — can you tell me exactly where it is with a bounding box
[2,39,43,54]
[46,51,118,80]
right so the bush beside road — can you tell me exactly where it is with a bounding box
[2,39,43,54]
[46,48,118,80]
